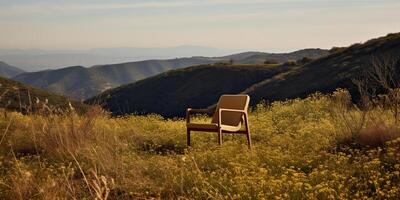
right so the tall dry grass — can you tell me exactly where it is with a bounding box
[0,89,400,199]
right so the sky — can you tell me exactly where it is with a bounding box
[0,0,400,52]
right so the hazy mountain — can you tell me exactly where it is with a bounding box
[0,61,24,78]
[0,76,88,113]
[13,57,219,100]
[0,46,237,71]
[87,33,400,117]
[13,49,328,100]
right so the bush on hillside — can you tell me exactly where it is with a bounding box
[264,59,280,65]
[284,60,298,66]
[357,122,400,147]
[297,56,313,64]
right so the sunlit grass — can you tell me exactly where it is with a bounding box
[1,89,400,199]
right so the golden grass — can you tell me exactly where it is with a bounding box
[1,89,400,199]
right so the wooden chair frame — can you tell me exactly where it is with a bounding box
[186,98,252,148]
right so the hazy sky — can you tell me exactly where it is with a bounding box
[1,0,400,52]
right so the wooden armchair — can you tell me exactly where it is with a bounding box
[186,94,251,148]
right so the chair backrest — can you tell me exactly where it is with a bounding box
[211,94,250,127]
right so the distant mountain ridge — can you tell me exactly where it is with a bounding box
[0,45,237,71]
[222,48,328,64]
[13,57,219,100]
[87,33,400,117]
[13,49,328,100]
[0,61,24,78]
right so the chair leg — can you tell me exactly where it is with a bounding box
[244,114,252,149]
[187,129,191,146]
[218,128,223,145]
[246,130,252,149]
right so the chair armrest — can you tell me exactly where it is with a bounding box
[219,108,246,114]
[218,108,247,127]
[186,108,212,123]
[187,108,211,113]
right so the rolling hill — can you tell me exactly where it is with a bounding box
[245,33,400,105]
[13,57,219,100]
[0,61,24,78]
[0,76,88,113]
[86,63,295,117]
[87,33,400,117]
[222,48,329,64]
[13,49,328,100]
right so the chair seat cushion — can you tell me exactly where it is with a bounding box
[187,123,241,132]
[187,123,218,130]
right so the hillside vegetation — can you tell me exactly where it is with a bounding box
[13,49,328,100]
[87,63,294,117]
[1,90,400,199]
[0,61,24,78]
[0,76,88,113]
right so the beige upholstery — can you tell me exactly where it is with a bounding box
[186,94,251,148]
[187,123,218,130]
[186,123,243,132]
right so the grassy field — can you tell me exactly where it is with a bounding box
[1,89,400,199]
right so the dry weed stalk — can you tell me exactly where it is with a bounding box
[353,55,400,123]
[89,169,114,200]
[0,116,13,146]
[329,89,367,140]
